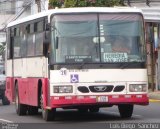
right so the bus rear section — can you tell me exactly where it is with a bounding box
[5,7,149,121]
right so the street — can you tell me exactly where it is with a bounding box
[0,101,160,129]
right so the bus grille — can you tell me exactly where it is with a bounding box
[89,85,114,92]
[78,85,125,93]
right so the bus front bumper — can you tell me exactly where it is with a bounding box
[49,94,149,108]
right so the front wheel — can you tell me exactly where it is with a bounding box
[78,108,88,113]
[89,107,99,113]
[42,108,56,121]
[118,104,133,118]
[40,88,55,121]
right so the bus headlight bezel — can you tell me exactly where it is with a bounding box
[129,84,147,92]
[53,85,73,93]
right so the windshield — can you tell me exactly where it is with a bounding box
[50,13,145,64]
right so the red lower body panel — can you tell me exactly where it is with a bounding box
[50,94,149,108]
[5,77,48,107]
[5,77,148,109]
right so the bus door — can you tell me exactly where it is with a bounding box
[5,28,14,102]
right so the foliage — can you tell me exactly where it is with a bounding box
[64,0,77,7]
[49,0,124,8]
[0,43,5,60]
[49,0,65,8]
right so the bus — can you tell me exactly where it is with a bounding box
[5,7,149,121]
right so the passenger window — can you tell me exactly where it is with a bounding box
[35,21,44,56]
[26,23,36,57]
[13,27,21,58]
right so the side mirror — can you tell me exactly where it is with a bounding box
[43,31,50,57]
[3,70,5,74]
[55,36,59,49]
[45,23,50,31]
[43,23,51,44]
[44,31,50,44]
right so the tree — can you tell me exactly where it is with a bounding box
[49,0,65,8]
[49,0,124,8]
[0,43,5,61]
[35,0,41,12]
[64,0,77,7]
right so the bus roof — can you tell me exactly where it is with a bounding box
[7,11,50,28]
[7,7,143,28]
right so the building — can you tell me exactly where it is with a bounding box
[14,0,49,20]
[0,0,15,61]
[0,0,48,61]
[0,0,15,43]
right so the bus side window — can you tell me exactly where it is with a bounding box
[27,24,35,57]
[7,28,13,59]
[20,25,27,57]
[13,27,21,58]
[35,21,44,56]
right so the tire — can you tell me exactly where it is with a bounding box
[118,104,133,118]
[2,96,10,105]
[15,84,27,116]
[42,108,56,121]
[40,88,55,121]
[28,106,38,115]
[78,108,88,113]
[89,107,99,113]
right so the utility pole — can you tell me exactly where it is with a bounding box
[146,0,150,6]
[36,0,41,12]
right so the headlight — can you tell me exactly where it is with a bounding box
[129,84,147,92]
[54,85,73,93]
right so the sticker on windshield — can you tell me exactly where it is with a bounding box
[65,55,92,63]
[70,74,79,83]
[103,53,128,62]
[60,68,67,76]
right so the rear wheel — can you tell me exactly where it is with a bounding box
[28,106,38,115]
[118,104,133,118]
[2,95,10,105]
[15,83,27,115]
[40,88,55,121]
[89,107,99,113]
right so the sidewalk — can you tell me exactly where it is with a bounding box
[148,90,160,102]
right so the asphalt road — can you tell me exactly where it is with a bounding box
[0,101,160,129]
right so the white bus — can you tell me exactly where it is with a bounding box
[5,7,148,121]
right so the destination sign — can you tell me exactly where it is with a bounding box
[103,53,128,62]
[65,55,92,63]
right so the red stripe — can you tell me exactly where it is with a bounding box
[5,77,149,109]
[50,94,149,108]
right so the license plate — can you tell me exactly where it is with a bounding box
[96,96,108,102]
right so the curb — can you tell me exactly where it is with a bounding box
[149,99,160,102]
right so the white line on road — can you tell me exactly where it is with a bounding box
[0,119,13,123]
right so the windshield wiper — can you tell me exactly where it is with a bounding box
[119,62,140,69]
[78,60,91,69]
[119,62,131,69]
